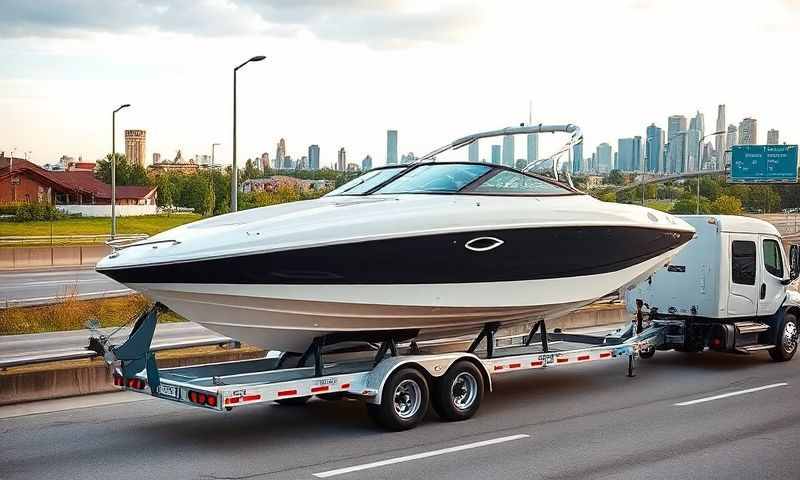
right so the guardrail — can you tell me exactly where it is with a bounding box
[0,288,134,309]
[0,335,239,369]
[0,233,148,247]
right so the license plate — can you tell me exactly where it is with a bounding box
[157,384,180,400]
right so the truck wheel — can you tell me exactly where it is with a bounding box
[769,313,798,362]
[366,368,429,431]
[275,396,311,406]
[432,361,484,421]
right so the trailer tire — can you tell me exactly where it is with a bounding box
[367,367,429,431]
[769,313,798,362]
[275,396,311,406]
[432,361,484,422]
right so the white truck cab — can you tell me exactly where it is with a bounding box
[626,215,800,361]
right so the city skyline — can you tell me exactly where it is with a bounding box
[2,1,798,170]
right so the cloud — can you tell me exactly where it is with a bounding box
[0,0,482,48]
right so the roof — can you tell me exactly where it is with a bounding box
[0,157,156,200]
[677,215,781,236]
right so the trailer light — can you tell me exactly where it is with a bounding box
[207,396,217,407]
[710,338,721,348]
[113,374,124,386]
[188,391,197,403]
[197,393,207,404]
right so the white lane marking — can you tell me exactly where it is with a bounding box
[313,434,529,478]
[674,383,789,406]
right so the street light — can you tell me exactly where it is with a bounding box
[232,55,266,212]
[111,103,131,239]
[695,130,727,214]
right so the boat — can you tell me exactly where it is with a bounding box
[96,125,695,353]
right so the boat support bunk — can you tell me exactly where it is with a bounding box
[90,302,665,430]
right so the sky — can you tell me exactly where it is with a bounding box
[1,0,799,169]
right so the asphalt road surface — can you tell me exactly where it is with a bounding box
[0,268,129,306]
[2,350,798,480]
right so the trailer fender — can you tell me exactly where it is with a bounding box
[364,352,492,405]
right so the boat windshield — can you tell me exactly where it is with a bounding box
[325,166,407,196]
[374,164,491,194]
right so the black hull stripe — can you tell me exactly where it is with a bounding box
[98,226,693,285]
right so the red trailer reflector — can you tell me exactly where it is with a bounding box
[242,395,261,402]
[277,389,297,397]
[508,363,521,369]
[577,355,590,361]
[224,397,240,405]
[556,357,568,363]
[311,385,330,393]
[340,383,351,390]
[493,365,503,371]
[599,352,612,358]
[207,396,217,407]
[197,393,207,404]
[531,361,543,367]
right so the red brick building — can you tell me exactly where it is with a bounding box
[0,156,156,205]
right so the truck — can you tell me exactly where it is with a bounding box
[625,215,800,361]
[91,215,799,431]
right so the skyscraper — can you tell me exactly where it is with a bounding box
[617,136,642,172]
[596,143,612,173]
[308,144,320,170]
[276,138,286,167]
[715,105,726,164]
[124,129,146,167]
[502,135,514,167]
[767,129,780,144]
[260,152,270,171]
[646,124,664,173]
[152,152,161,164]
[491,145,501,164]
[362,155,373,171]
[739,118,757,144]
[337,147,346,171]
[468,142,479,162]
[667,115,687,173]
[386,130,398,165]
[527,102,538,163]
[723,124,737,168]
[687,111,704,172]
[572,142,583,174]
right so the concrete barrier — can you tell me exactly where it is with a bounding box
[0,245,112,270]
[0,304,629,406]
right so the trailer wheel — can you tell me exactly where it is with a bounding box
[432,361,484,422]
[639,346,656,359]
[275,396,311,406]
[769,313,798,362]
[366,367,429,431]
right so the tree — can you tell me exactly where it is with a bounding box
[670,195,712,214]
[699,176,721,201]
[95,153,150,186]
[710,194,743,215]
[242,158,259,181]
[606,169,625,186]
[155,173,178,208]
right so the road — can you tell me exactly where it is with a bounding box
[0,322,229,367]
[0,268,129,307]
[1,350,798,480]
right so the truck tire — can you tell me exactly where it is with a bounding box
[366,367,429,431]
[769,313,798,362]
[432,361,484,421]
[275,396,311,406]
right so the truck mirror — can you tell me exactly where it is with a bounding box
[791,244,800,281]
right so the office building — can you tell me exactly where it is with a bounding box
[491,145,501,164]
[502,135,514,167]
[362,155,373,171]
[152,152,161,164]
[283,155,293,170]
[667,115,687,173]
[715,105,726,163]
[617,136,642,172]
[767,129,780,144]
[723,124,737,168]
[739,118,757,144]
[259,152,270,171]
[337,147,346,171]
[124,129,146,167]
[468,142,479,162]
[596,143,612,173]
[526,133,538,164]
[572,142,583,174]
[308,144,320,170]
[276,138,286,167]
[645,124,664,173]
[386,130,398,165]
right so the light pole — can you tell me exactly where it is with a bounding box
[232,55,266,212]
[695,130,726,214]
[111,103,131,239]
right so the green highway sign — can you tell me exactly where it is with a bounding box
[730,144,798,183]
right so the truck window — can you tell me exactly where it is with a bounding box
[732,240,756,285]
[763,239,783,278]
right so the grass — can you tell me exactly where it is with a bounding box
[644,199,675,212]
[0,293,185,335]
[0,213,203,239]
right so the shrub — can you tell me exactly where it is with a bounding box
[13,202,64,222]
